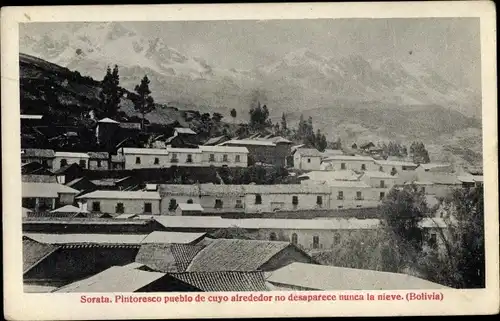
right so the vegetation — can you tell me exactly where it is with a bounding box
[132,75,155,131]
[98,65,124,119]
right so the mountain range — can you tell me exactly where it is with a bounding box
[19,22,483,168]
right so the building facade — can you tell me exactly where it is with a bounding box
[53,152,90,171]
[77,190,161,215]
[293,148,323,171]
[321,155,377,172]
[21,149,55,168]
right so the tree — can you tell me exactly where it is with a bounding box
[230,108,237,123]
[380,184,428,271]
[212,112,224,123]
[133,75,155,131]
[420,186,485,288]
[249,102,271,130]
[280,113,288,134]
[99,65,123,118]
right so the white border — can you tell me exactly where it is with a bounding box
[2,2,499,320]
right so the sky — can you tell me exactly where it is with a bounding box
[20,18,481,91]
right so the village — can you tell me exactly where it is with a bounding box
[20,110,484,293]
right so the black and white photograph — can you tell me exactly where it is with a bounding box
[2,2,498,319]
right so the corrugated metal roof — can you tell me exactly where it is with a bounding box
[22,182,80,198]
[178,203,204,211]
[24,233,148,245]
[361,171,399,179]
[266,262,450,290]
[22,175,57,183]
[141,231,206,244]
[175,127,197,135]
[54,266,166,293]
[169,271,269,292]
[187,239,291,272]
[295,148,323,157]
[136,243,205,272]
[299,170,360,182]
[199,145,249,153]
[21,114,44,120]
[219,139,276,146]
[21,148,55,158]
[153,216,382,231]
[243,184,331,194]
[121,148,169,155]
[323,155,375,162]
[54,152,89,158]
[76,190,161,200]
[199,184,246,196]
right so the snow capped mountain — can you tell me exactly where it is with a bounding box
[20,22,480,119]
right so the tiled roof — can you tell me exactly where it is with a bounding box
[22,175,57,183]
[111,154,125,162]
[52,163,84,175]
[199,184,246,196]
[54,266,166,293]
[322,149,344,156]
[24,233,148,245]
[76,190,161,200]
[266,263,450,290]
[21,149,55,158]
[203,136,229,146]
[199,145,249,153]
[168,271,269,292]
[159,184,200,196]
[87,152,109,159]
[23,237,60,274]
[177,203,204,212]
[165,147,202,153]
[136,243,205,272]
[418,163,452,170]
[295,148,323,157]
[22,182,80,198]
[54,151,90,158]
[23,217,152,225]
[186,239,291,272]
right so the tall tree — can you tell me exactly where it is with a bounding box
[99,65,123,118]
[133,75,155,131]
[212,112,223,123]
[280,113,288,134]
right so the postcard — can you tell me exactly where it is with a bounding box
[2,2,499,320]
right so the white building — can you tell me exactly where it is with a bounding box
[415,163,453,173]
[199,145,249,167]
[293,148,323,170]
[298,170,360,183]
[321,155,377,172]
[243,184,331,213]
[53,152,90,171]
[120,147,171,169]
[302,180,378,209]
[22,182,80,211]
[77,190,161,215]
[375,160,419,184]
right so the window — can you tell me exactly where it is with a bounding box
[223,154,228,162]
[97,160,102,167]
[356,191,363,200]
[421,187,426,193]
[115,203,125,214]
[60,159,68,167]
[428,233,437,249]
[235,199,243,208]
[235,155,241,163]
[356,205,362,208]
[341,163,346,170]
[292,196,299,206]
[187,154,193,163]
[187,199,193,204]
[291,233,298,245]
[316,196,323,206]
[379,192,385,200]
[337,205,343,209]
[255,194,262,205]
[270,232,277,241]
[79,160,87,168]
[334,233,341,245]
[168,199,177,211]
[337,191,344,200]
[361,164,366,170]
[379,166,384,172]
[307,158,311,163]
[214,199,223,209]
[380,180,385,188]
[209,154,215,162]
[92,202,101,212]
[171,154,178,163]
[154,158,159,165]
[312,236,320,249]
[144,202,152,213]
[135,157,141,164]
[391,167,398,176]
